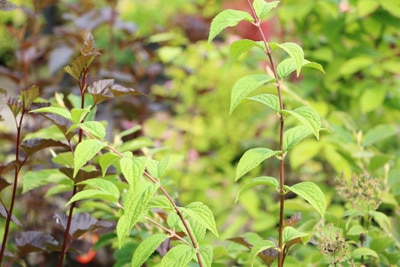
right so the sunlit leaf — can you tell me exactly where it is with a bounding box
[248,93,280,112]
[236,148,281,181]
[69,107,91,124]
[282,106,321,139]
[117,182,158,247]
[180,202,219,237]
[283,126,312,151]
[277,58,325,78]
[236,176,279,202]
[158,156,170,178]
[287,182,326,217]
[33,106,72,121]
[120,157,146,188]
[131,234,169,267]
[230,39,265,64]
[199,244,213,267]
[66,178,120,205]
[248,240,276,267]
[99,152,120,177]
[77,121,107,140]
[208,9,254,42]
[73,139,106,178]
[230,74,275,114]
[253,0,279,19]
[282,226,309,248]
[270,42,304,76]
[160,244,195,267]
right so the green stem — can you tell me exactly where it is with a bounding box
[246,1,286,266]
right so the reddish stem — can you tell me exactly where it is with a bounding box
[246,1,286,266]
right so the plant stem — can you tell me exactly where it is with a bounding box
[0,110,26,263]
[247,1,286,266]
[103,143,204,267]
[57,69,88,267]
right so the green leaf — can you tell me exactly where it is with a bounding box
[23,169,68,193]
[73,139,106,178]
[148,195,174,210]
[79,121,107,139]
[70,107,91,124]
[117,182,158,247]
[120,157,146,188]
[352,247,379,259]
[277,58,325,78]
[248,240,276,267]
[158,156,170,178]
[180,202,219,237]
[199,244,213,267]
[236,176,279,202]
[146,158,159,178]
[248,94,280,112]
[160,244,195,267]
[360,88,386,113]
[32,106,72,121]
[131,234,169,267]
[230,74,275,114]
[271,42,304,76]
[371,211,392,233]
[362,124,397,147]
[182,218,207,243]
[208,9,254,42]
[66,189,115,205]
[253,0,279,19]
[347,224,365,236]
[283,126,312,151]
[287,182,326,217]
[282,226,309,244]
[236,148,281,181]
[339,56,373,76]
[66,178,120,205]
[99,152,120,177]
[283,106,321,139]
[230,39,265,64]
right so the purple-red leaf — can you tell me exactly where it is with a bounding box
[0,0,18,11]
[0,176,11,192]
[54,213,113,239]
[20,138,70,156]
[110,84,142,97]
[0,203,22,226]
[15,231,60,254]
[284,212,302,227]
[59,167,103,183]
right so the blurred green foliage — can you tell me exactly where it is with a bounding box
[0,0,399,266]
